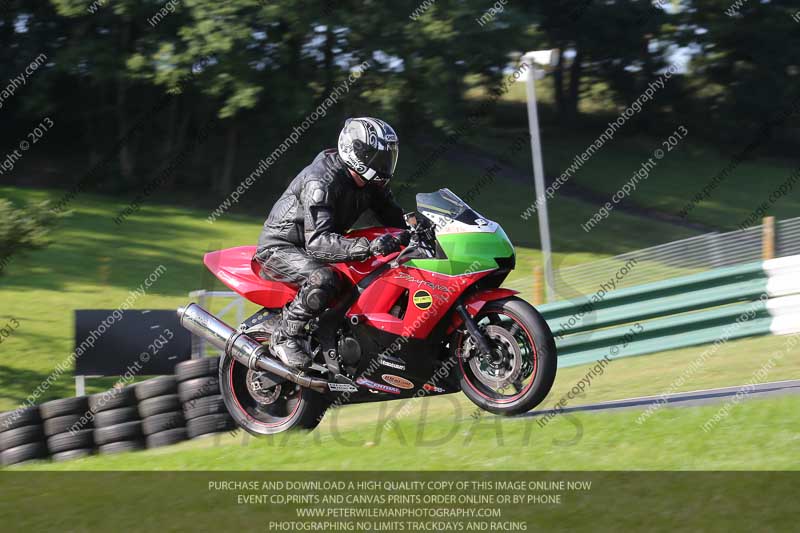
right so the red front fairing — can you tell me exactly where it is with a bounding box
[203,228,501,338]
[346,266,494,339]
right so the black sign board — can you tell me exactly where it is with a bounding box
[74,310,191,376]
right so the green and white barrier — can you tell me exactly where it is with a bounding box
[539,254,800,368]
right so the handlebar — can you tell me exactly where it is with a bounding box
[390,244,418,268]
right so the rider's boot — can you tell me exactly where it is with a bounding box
[270,302,313,370]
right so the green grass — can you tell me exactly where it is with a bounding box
[12,393,800,472]
[10,330,800,471]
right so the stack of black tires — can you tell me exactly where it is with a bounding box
[90,386,144,455]
[136,376,187,448]
[40,397,94,461]
[0,407,48,466]
[176,357,235,439]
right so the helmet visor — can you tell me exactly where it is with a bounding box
[366,142,399,181]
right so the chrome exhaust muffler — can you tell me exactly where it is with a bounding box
[177,303,328,393]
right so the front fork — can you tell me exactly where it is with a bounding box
[454,303,492,360]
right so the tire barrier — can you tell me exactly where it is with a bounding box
[41,396,93,462]
[0,357,233,466]
[136,376,187,449]
[175,357,235,439]
[90,386,140,455]
[0,407,47,466]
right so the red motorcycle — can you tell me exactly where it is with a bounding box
[179,189,556,435]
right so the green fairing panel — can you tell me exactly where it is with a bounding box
[406,227,515,275]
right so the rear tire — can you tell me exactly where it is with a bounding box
[219,353,328,436]
[455,297,557,416]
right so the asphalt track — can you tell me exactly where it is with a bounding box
[524,379,800,418]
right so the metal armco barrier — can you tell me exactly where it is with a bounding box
[539,254,800,368]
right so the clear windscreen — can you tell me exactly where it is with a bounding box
[416,189,484,226]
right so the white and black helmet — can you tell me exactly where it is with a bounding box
[337,117,399,182]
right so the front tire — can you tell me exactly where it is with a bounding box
[455,297,556,416]
[219,353,329,436]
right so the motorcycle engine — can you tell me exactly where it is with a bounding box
[337,335,362,367]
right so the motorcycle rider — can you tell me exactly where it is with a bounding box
[255,117,407,370]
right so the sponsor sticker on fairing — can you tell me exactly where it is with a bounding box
[381,374,414,390]
[379,357,406,371]
[355,377,400,395]
[328,383,359,393]
[412,290,433,310]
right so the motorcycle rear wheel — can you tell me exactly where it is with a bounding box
[455,296,557,416]
[219,353,329,436]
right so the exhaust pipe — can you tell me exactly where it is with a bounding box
[177,303,328,393]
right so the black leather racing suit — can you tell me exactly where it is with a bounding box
[254,149,405,338]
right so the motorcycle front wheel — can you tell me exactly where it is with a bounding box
[454,296,557,416]
[219,353,329,436]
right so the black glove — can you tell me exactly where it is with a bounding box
[369,233,401,257]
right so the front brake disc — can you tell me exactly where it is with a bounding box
[468,325,523,390]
